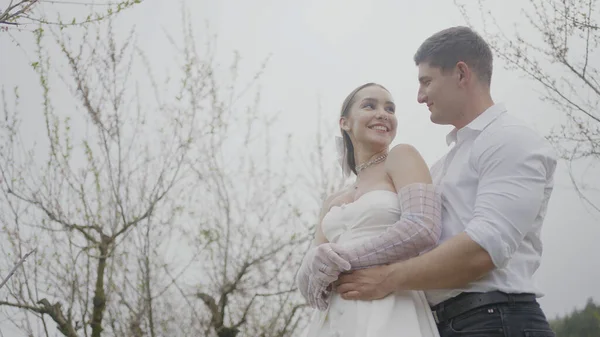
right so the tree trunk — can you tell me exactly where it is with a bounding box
[91,237,109,337]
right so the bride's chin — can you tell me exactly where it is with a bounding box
[359,141,390,154]
[355,133,393,149]
[365,136,392,148]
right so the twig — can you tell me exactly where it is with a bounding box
[0,248,37,290]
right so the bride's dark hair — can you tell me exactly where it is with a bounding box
[339,82,390,175]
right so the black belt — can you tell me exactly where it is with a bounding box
[430,291,537,324]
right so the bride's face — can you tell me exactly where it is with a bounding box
[340,86,397,149]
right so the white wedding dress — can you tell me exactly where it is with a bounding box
[302,190,440,337]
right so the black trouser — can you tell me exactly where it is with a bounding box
[432,292,555,337]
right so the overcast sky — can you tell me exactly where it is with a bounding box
[1,0,599,333]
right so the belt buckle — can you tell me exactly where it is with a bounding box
[432,310,440,324]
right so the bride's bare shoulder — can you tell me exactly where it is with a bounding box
[388,143,423,160]
[385,143,432,189]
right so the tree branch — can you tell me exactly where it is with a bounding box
[0,299,78,337]
[0,248,36,290]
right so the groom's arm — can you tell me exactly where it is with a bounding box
[378,233,494,292]
[335,125,557,298]
[333,233,492,301]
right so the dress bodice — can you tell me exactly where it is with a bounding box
[321,190,400,244]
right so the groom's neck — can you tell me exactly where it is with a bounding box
[454,88,494,130]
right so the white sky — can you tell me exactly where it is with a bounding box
[1,0,599,332]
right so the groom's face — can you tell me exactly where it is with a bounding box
[416,62,464,126]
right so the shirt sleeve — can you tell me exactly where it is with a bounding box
[464,125,557,269]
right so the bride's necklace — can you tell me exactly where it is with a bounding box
[353,153,388,190]
[355,153,388,175]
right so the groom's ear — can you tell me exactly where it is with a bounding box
[456,61,471,86]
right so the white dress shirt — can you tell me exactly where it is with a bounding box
[424,103,558,306]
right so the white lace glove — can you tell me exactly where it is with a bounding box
[333,183,443,269]
[296,243,350,310]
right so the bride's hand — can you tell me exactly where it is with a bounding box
[296,244,351,310]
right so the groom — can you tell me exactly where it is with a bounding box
[330,27,557,336]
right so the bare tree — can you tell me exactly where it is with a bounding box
[164,16,313,337]
[0,0,141,29]
[0,16,204,336]
[455,0,600,213]
[0,7,325,337]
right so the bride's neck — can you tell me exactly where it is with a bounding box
[354,146,388,167]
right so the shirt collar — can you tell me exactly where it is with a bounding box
[446,103,507,145]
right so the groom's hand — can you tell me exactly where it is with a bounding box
[333,264,396,301]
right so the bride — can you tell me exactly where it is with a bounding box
[297,83,442,337]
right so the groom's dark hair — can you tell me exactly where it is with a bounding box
[414,26,493,86]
